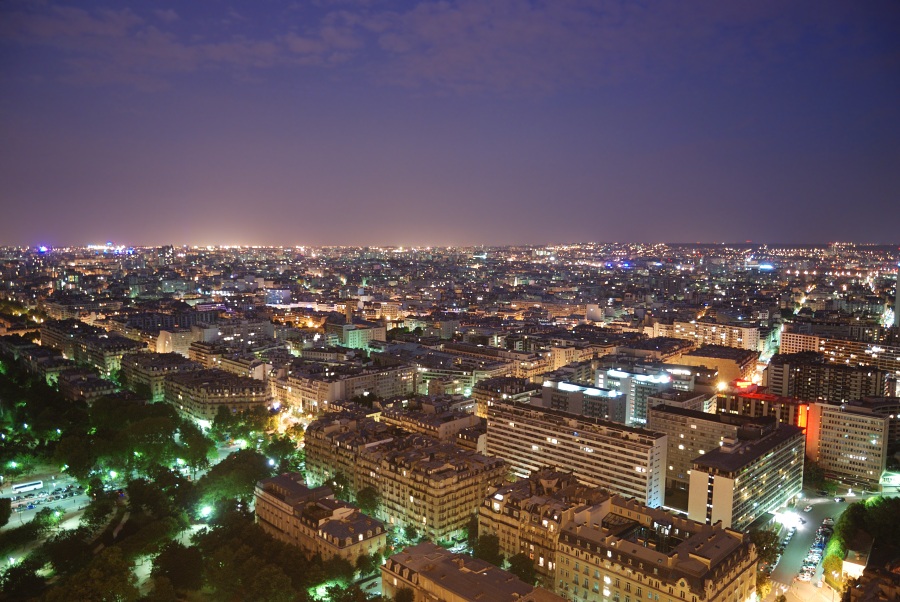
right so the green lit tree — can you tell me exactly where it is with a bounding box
[507,553,537,585]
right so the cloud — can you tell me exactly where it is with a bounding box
[0,0,894,94]
[154,9,179,23]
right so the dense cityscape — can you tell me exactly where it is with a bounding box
[0,242,899,602]
[3,0,899,600]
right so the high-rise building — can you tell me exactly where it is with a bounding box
[765,351,889,402]
[716,384,810,429]
[473,376,542,419]
[688,423,804,530]
[486,398,666,507]
[806,402,889,490]
[648,405,778,495]
[595,362,675,427]
[536,380,628,424]
[780,332,900,375]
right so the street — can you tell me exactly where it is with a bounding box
[767,489,880,602]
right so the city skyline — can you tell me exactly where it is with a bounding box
[2,1,899,247]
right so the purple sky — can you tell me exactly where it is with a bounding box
[1,1,899,247]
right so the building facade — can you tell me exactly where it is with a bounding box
[555,495,757,602]
[164,368,271,427]
[806,402,889,490]
[647,406,778,494]
[688,423,804,531]
[382,542,564,602]
[478,471,607,587]
[254,473,386,562]
[486,399,666,507]
[765,351,888,402]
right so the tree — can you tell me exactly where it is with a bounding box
[32,506,63,535]
[394,587,415,602]
[465,514,479,549]
[242,563,298,602]
[264,433,301,473]
[80,494,117,532]
[41,528,93,574]
[144,577,178,602]
[326,584,369,602]
[507,553,537,585]
[196,448,271,505]
[750,529,781,567]
[330,471,351,502]
[152,541,204,591]
[756,573,772,600]
[324,555,356,585]
[356,485,381,516]
[356,552,377,577]
[127,478,172,518]
[403,524,419,543]
[0,498,10,528]
[179,421,216,478]
[473,534,504,567]
[44,547,139,602]
[823,554,843,587]
[54,435,96,481]
[0,561,46,600]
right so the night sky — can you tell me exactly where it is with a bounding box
[1,1,899,247]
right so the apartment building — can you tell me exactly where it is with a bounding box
[688,423,804,530]
[479,471,607,587]
[275,360,415,414]
[486,398,666,507]
[716,385,810,429]
[164,368,271,427]
[648,406,778,494]
[555,496,757,602]
[305,415,506,542]
[120,352,202,402]
[474,376,543,419]
[379,406,481,441]
[806,402,889,490]
[354,435,507,542]
[305,413,397,489]
[646,389,716,414]
[254,473,386,563]
[536,380,628,424]
[382,542,565,602]
[780,331,900,375]
[679,345,759,383]
[651,320,760,352]
[765,351,888,402]
[442,342,551,380]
